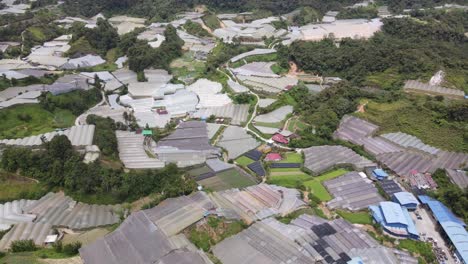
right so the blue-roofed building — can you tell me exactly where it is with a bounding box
[392,192,420,211]
[369,201,419,239]
[373,169,389,180]
[418,195,468,264]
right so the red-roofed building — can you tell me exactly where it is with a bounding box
[265,153,282,162]
[272,133,289,144]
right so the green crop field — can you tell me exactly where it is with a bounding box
[217,169,257,188]
[336,210,373,225]
[235,156,255,166]
[268,173,312,188]
[303,169,349,201]
[279,152,303,163]
[0,104,76,139]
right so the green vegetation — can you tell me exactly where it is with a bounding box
[188,218,246,252]
[268,173,311,188]
[357,97,468,152]
[303,169,348,201]
[292,6,320,26]
[86,115,125,158]
[202,13,220,30]
[277,208,316,224]
[0,104,75,139]
[0,172,46,203]
[397,239,436,264]
[68,18,119,56]
[127,25,184,72]
[40,88,102,116]
[279,152,302,163]
[0,74,58,92]
[183,20,211,37]
[336,6,378,19]
[11,240,37,253]
[235,156,255,166]
[336,210,373,225]
[216,169,257,188]
[430,169,468,223]
[206,42,253,73]
[287,11,468,89]
[1,136,196,204]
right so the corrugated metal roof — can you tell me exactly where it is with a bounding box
[393,192,419,206]
[380,201,407,225]
[418,196,468,263]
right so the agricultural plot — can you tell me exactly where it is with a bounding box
[0,104,75,139]
[303,169,349,201]
[198,169,257,191]
[303,146,376,175]
[235,156,255,166]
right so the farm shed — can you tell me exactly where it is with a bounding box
[369,201,419,239]
[392,192,420,211]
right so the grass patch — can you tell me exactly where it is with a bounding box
[267,173,311,188]
[271,63,288,75]
[279,152,303,163]
[303,169,349,201]
[356,98,468,152]
[0,104,75,139]
[287,118,308,132]
[0,172,46,203]
[336,210,373,225]
[303,180,332,201]
[188,166,213,177]
[202,14,220,30]
[254,121,283,129]
[235,156,255,166]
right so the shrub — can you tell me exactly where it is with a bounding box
[11,239,37,252]
[63,241,82,256]
[53,240,63,253]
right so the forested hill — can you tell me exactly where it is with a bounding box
[61,0,468,19]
